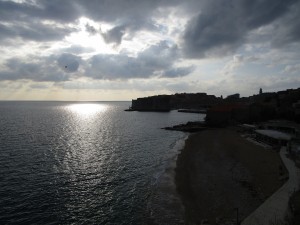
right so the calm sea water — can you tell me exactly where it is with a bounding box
[0,101,204,225]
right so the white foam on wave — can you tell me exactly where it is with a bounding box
[147,134,189,224]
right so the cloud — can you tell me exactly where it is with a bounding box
[221,54,246,75]
[102,25,126,45]
[85,23,98,35]
[183,2,244,58]
[282,64,300,74]
[162,66,194,78]
[57,53,81,73]
[58,45,95,54]
[85,41,191,79]
[0,55,76,82]
[241,74,300,94]
[182,0,300,58]
[0,0,79,23]
[30,83,52,89]
[2,0,300,51]
[0,22,76,42]
[270,1,300,47]
[0,42,193,82]
[1,0,300,100]
[58,78,202,94]
[100,17,164,45]
[0,0,179,45]
[79,0,180,23]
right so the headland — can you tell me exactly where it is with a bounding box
[126,87,300,224]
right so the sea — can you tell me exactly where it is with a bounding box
[0,101,204,225]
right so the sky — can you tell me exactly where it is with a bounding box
[0,0,300,101]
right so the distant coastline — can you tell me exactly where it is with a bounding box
[127,87,300,125]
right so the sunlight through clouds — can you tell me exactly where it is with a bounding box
[0,0,299,100]
[64,17,116,55]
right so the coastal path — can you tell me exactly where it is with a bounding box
[242,147,300,225]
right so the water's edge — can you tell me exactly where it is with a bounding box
[147,134,189,225]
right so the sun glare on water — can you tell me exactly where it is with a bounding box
[68,103,107,117]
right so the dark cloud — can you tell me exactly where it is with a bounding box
[84,17,159,45]
[241,0,298,28]
[0,22,76,42]
[101,18,162,45]
[0,1,35,22]
[85,23,98,35]
[87,54,146,79]
[0,42,192,82]
[0,0,179,45]
[57,53,81,73]
[0,0,300,88]
[183,0,300,58]
[1,0,299,51]
[0,0,174,24]
[138,41,177,69]
[102,25,126,45]
[270,1,300,47]
[79,0,180,23]
[162,66,195,78]
[0,55,76,82]
[0,0,79,23]
[36,0,80,22]
[86,41,191,79]
[183,4,244,58]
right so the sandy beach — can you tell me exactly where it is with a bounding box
[175,127,286,224]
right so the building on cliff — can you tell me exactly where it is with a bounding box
[132,95,171,111]
[131,93,221,111]
[129,88,300,124]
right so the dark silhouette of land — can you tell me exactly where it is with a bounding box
[128,88,300,124]
[127,87,300,224]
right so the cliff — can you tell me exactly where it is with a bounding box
[129,87,300,124]
[131,93,221,111]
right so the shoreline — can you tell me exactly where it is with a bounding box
[175,127,286,224]
[147,134,189,225]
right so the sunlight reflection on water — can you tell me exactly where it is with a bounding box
[67,103,108,117]
[0,101,204,224]
[63,102,109,175]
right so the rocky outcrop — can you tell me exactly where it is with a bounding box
[163,121,207,132]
